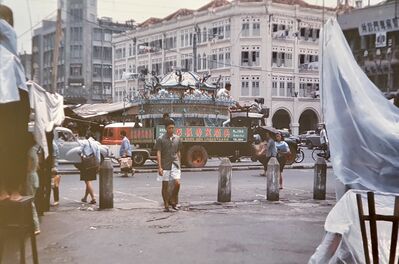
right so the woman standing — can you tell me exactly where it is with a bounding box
[80,132,100,204]
[275,132,290,189]
[259,131,277,176]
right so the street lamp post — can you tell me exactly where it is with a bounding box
[387,47,393,91]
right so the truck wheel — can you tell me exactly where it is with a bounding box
[132,153,146,166]
[186,145,208,168]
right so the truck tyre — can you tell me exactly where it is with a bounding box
[132,152,146,166]
[186,145,208,168]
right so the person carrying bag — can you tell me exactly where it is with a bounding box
[79,132,100,204]
[81,139,100,172]
[119,130,134,177]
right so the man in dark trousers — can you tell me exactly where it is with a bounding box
[155,119,182,212]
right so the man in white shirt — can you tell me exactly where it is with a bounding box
[216,83,232,98]
[318,124,330,160]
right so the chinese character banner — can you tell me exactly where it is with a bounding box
[156,126,248,142]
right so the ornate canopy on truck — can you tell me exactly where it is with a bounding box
[158,71,217,91]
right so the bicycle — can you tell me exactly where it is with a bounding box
[311,146,330,161]
[294,145,305,163]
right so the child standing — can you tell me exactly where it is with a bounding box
[27,134,40,235]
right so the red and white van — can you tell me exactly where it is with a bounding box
[101,122,153,166]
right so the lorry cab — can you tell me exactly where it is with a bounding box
[101,122,141,158]
[101,122,151,166]
[102,122,141,146]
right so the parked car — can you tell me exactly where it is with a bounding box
[54,127,110,164]
[299,130,316,144]
[305,133,321,149]
[278,129,300,144]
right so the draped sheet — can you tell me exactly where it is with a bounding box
[0,19,28,104]
[28,81,65,158]
[321,18,399,193]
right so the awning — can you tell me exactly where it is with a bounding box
[72,102,134,119]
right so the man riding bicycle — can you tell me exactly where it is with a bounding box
[317,123,330,160]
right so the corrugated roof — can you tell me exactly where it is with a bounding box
[72,102,133,119]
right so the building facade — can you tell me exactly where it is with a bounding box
[112,0,334,135]
[32,0,134,103]
[338,0,399,93]
[18,52,32,80]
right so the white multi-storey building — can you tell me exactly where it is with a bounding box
[112,0,334,134]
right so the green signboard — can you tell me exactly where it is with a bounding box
[156,126,248,142]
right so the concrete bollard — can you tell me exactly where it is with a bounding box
[314,157,327,200]
[218,158,232,202]
[99,158,114,209]
[266,157,280,201]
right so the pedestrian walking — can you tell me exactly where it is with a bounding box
[259,131,277,176]
[275,132,290,189]
[119,130,133,177]
[155,119,183,212]
[26,133,40,235]
[79,132,101,204]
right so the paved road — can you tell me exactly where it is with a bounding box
[58,148,328,174]
[5,168,336,264]
[57,167,336,208]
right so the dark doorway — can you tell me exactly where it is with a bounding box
[272,109,291,129]
[298,109,319,134]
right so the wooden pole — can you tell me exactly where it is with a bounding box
[51,8,62,94]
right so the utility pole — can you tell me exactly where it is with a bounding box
[51,8,62,94]
[193,25,199,72]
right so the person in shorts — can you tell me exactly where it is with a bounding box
[155,119,182,212]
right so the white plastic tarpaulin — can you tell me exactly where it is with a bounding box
[321,18,399,193]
